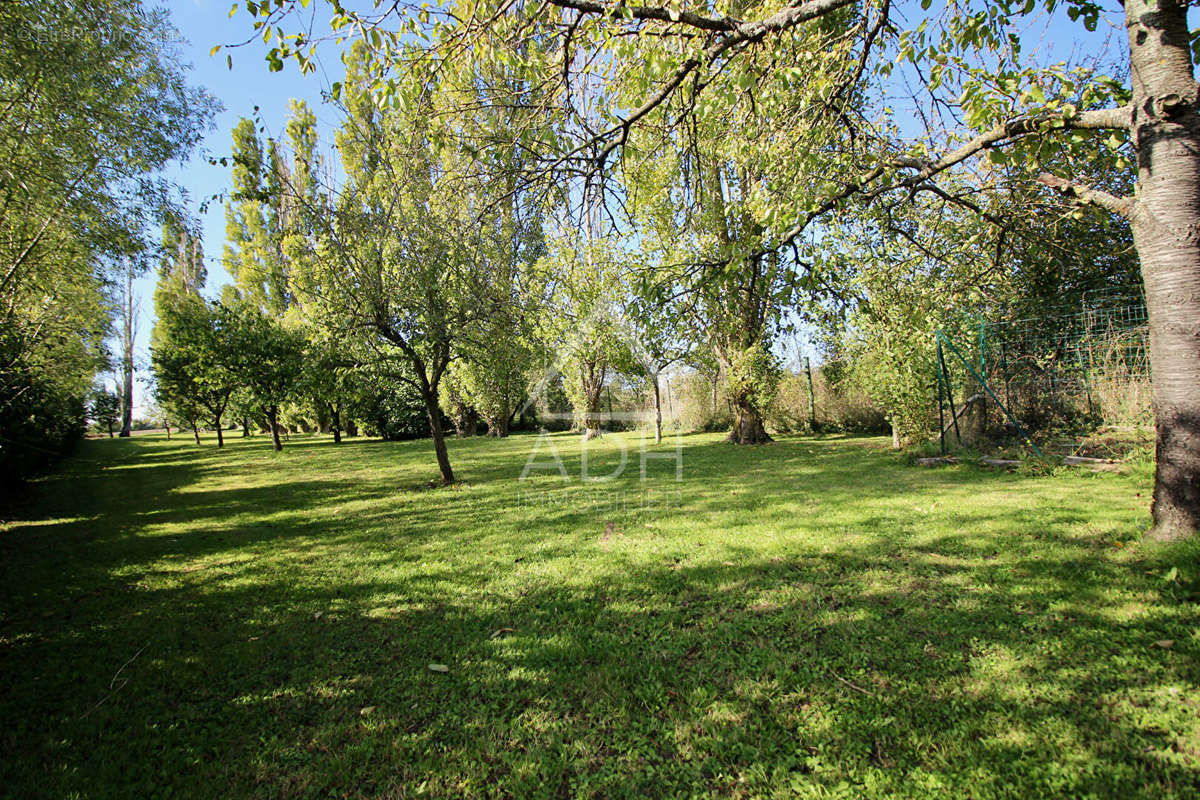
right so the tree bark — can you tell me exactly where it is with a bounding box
[191,422,200,445]
[242,417,249,437]
[118,261,135,438]
[119,362,133,438]
[268,406,283,451]
[487,413,508,437]
[1127,0,1200,540]
[422,387,455,485]
[891,423,901,450]
[444,384,477,437]
[652,372,663,445]
[581,360,606,441]
[804,356,817,432]
[331,403,342,444]
[727,396,772,444]
[215,414,224,448]
[720,349,773,445]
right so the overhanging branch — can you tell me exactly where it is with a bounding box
[1037,172,1136,218]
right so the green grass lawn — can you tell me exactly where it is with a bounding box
[1,431,1197,798]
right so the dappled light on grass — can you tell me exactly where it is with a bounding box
[0,432,1196,797]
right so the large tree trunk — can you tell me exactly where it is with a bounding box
[444,384,476,437]
[242,417,249,437]
[455,406,478,437]
[1128,0,1200,540]
[580,360,606,441]
[191,421,200,445]
[485,399,509,437]
[720,349,773,445]
[214,414,224,448]
[487,414,509,437]
[728,395,772,444]
[331,403,342,444]
[422,387,455,485]
[268,406,283,452]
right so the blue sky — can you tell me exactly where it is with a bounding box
[122,0,1130,412]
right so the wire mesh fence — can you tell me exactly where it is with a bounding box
[937,289,1152,453]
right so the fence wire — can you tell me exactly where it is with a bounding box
[938,289,1152,451]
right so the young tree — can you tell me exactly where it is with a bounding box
[624,282,692,444]
[89,388,120,438]
[151,299,243,448]
[538,231,626,440]
[291,49,493,484]
[237,307,305,451]
[300,336,355,443]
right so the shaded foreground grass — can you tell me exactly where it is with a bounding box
[1,431,1197,798]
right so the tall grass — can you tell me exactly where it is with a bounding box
[1087,327,1154,429]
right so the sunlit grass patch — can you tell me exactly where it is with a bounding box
[0,431,1196,797]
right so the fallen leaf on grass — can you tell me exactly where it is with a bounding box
[360,706,376,717]
[1154,640,1175,649]
[490,628,515,639]
[428,663,450,672]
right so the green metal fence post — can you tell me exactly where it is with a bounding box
[940,334,1045,458]
[935,336,947,456]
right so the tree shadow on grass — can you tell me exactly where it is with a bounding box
[0,433,1195,798]
[2,544,1196,798]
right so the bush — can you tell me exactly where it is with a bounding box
[675,370,731,432]
[349,375,431,441]
[0,359,87,487]
[768,364,887,434]
[767,372,813,434]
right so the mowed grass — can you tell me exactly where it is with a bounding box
[1,430,1198,799]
